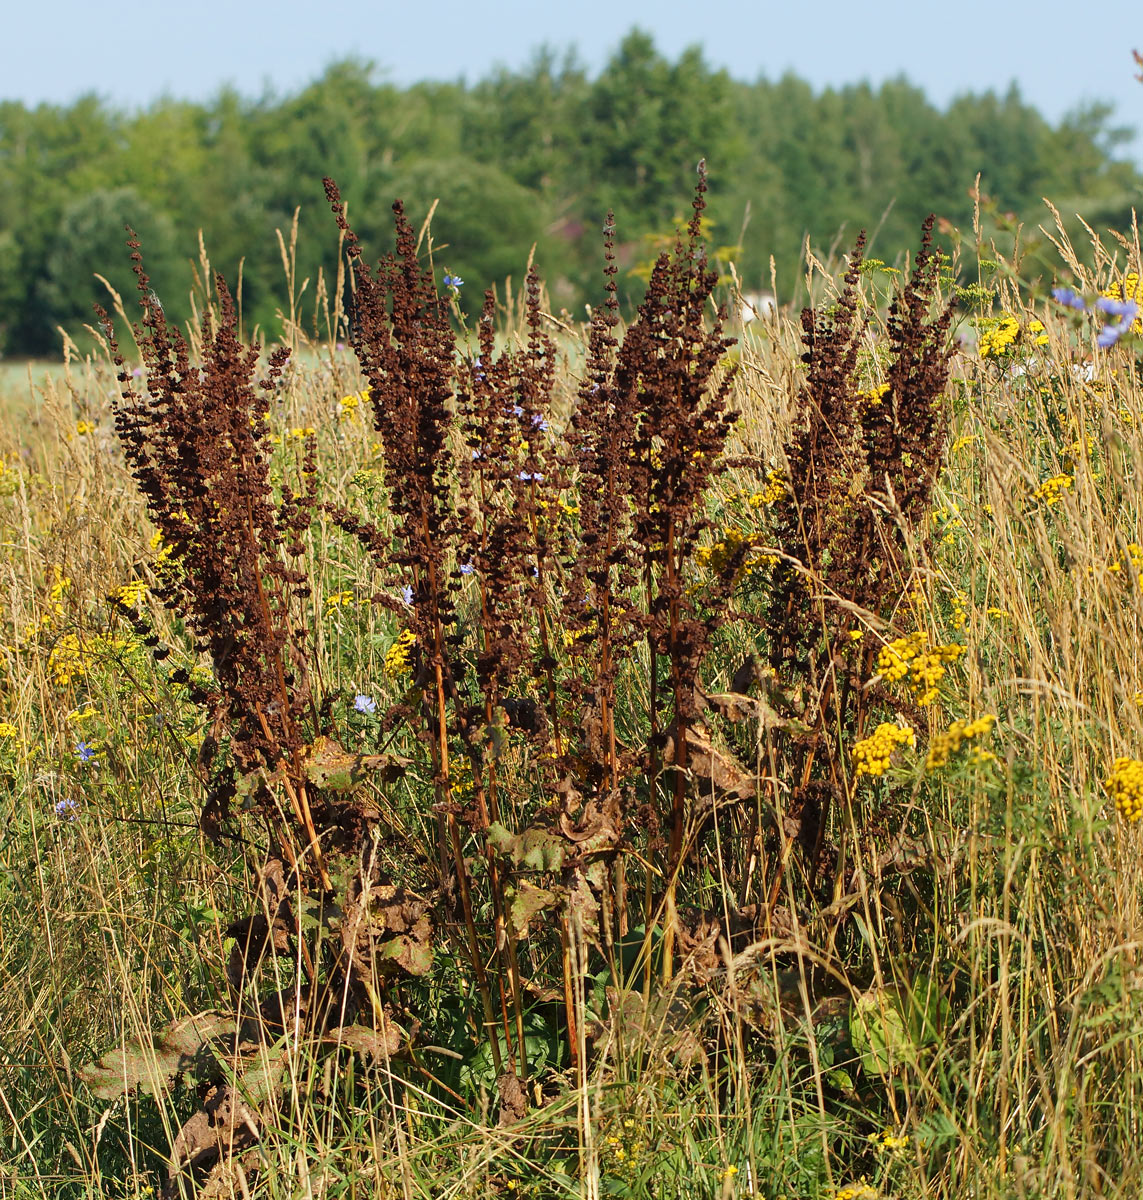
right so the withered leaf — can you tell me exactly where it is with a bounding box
[333,1017,404,1063]
[302,736,405,792]
[497,1069,528,1126]
[80,1012,239,1101]
[663,722,756,801]
[225,914,293,990]
[341,883,434,980]
[165,1055,286,1199]
[504,882,559,941]
[558,790,621,855]
[375,925,433,975]
[565,868,600,946]
[487,821,566,872]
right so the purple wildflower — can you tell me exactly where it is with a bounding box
[353,694,376,715]
[75,741,96,763]
[1052,286,1086,310]
[1096,296,1138,320]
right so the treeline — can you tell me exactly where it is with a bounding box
[1,29,1138,356]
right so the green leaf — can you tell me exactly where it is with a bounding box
[79,1012,237,1101]
[504,882,559,940]
[849,988,914,1076]
[487,822,566,871]
[303,736,401,792]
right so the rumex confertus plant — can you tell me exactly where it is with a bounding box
[94,229,441,1198]
[323,161,747,1082]
[764,217,954,890]
[100,230,326,880]
[88,168,954,1191]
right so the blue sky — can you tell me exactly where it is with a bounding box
[5,0,1140,145]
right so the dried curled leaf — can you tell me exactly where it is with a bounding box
[165,1052,286,1199]
[340,882,434,980]
[662,721,756,801]
[558,789,622,856]
[79,1012,241,1101]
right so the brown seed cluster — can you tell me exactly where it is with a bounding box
[100,232,318,819]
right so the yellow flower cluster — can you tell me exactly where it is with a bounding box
[384,629,416,678]
[562,617,596,651]
[977,315,1019,358]
[853,722,915,777]
[47,632,133,688]
[1032,474,1073,506]
[0,722,17,740]
[339,388,370,417]
[325,590,355,612]
[22,569,71,642]
[150,531,174,565]
[869,1130,909,1153]
[602,1118,646,1178]
[858,382,891,405]
[949,590,968,631]
[115,581,149,608]
[976,314,1049,359]
[695,526,776,575]
[834,1182,878,1200]
[447,755,475,799]
[1103,274,1143,335]
[288,426,316,440]
[1064,435,1094,467]
[925,714,997,769]
[1097,542,1143,589]
[75,420,95,436]
[877,632,964,705]
[1104,757,1143,822]
[747,470,788,507]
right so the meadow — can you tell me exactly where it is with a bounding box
[1,172,1142,1200]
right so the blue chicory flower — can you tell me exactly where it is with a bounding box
[1052,286,1087,310]
[55,798,78,820]
[401,584,414,606]
[1096,297,1139,321]
[353,694,376,715]
[1097,320,1131,349]
[443,273,463,290]
[459,562,476,575]
[75,741,95,763]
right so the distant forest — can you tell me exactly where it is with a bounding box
[1,29,1138,356]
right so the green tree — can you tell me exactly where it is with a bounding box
[41,187,185,340]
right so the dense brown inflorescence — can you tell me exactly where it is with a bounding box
[92,174,957,1192]
[100,232,320,831]
[762,219,954,877]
